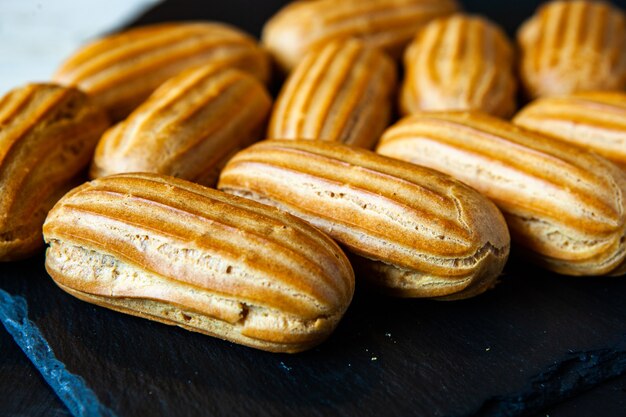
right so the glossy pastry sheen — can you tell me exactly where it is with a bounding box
[90,66,272,186]
[0,83,109,261]
[262,0,459,71]
[377,111,626,276]
[218,140,510,300]
[514,91,626,169]
[268,40,396,148]
[54,22,271,121]
[517,0,626,98]
[43,173,354,353]
[401,14,516,117]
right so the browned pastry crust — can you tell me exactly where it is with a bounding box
[0,83,110,261]
[43,173,355,353]
[90,66,272,186]
[218,140,510,300]
[53,22,271,121]
[517,0,626,99]
[401,14,516,118]
[262,0,460,71]
[268,39,396,148]
[377,111,626,276]
[514,91,626,169]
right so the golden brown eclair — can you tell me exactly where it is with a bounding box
[90,66,272,186]
[268,39,396,148]
[218,140,510,300]
[0,83,110,261]
[514,91,626,169]
[262,0,460,71]
[53,22,271,121]
[517,0,626,99]
[377,111,626,276]
[401,14,516,118]
[43,173,355,353]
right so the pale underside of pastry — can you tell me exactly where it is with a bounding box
[514,91,626,169]
[44,173,355,353]
[378,111,626,276]
[219,140,510,300]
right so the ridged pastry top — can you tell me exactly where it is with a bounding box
[377,111,626,275]
[218,140,509,282]
[0,83,109,261]
[268,40,396,148]
[43,173,354,343]
[514,91,626,168]
[90,66,272,186]
[262,0,460,71]
[517,0,626,98]
[54,22,271,121]
[401,14,516,118]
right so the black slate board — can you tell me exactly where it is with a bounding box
[3,1,626,416]
[3,254,626,417]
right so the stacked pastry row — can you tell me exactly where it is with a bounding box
[2,0,626,353]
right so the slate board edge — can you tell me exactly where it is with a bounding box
[473,340,626,416]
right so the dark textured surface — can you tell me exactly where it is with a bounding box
[4,1,626,416]
[0,321,70,417]
[3,253,626,417]
[536,373,626,417]
[0,289,116,417]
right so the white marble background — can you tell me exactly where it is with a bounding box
[0,0,161,95]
